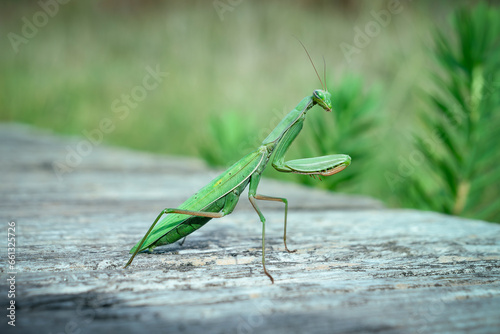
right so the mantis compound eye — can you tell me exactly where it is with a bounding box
[313,89,325,100]
[313,89,333,112]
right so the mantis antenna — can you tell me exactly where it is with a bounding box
[296,39,326,91]
[323,55,328,92]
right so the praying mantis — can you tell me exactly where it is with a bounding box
[124,48,351,283]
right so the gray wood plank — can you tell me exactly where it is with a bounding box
[0,123,499,334]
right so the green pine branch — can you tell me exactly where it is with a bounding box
[408,2,500,222]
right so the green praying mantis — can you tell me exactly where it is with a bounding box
[124,47,351,283]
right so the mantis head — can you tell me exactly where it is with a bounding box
[313,89,333,112]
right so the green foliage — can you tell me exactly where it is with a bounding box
[401,2,500,222]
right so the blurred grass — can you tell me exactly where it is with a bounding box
[3,0,497,221]
[1,0,434,154]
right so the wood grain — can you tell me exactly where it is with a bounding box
[1,124,499,334]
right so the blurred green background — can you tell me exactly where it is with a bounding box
[1,0,499,222]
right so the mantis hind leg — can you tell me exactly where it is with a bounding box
[124,208,224,269]
[124,190,242,269]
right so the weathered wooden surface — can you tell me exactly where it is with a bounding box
[1,123,499,334]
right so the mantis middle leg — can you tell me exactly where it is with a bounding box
[252,194,295,253]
